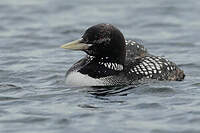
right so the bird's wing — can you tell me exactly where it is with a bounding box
[125,40,148,60]
[125,54,185,81]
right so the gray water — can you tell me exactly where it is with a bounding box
[0,0,200,133]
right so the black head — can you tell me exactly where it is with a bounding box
[61,24,126,64]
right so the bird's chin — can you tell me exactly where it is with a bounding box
[84,49,95,56]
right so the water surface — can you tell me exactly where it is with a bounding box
[0,0,200,133]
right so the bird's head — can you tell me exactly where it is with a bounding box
[61,24,126,64]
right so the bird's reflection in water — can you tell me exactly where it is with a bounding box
[87,85,138,97]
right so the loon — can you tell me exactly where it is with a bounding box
[61,24,185,86]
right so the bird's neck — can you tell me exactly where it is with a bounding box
[88,55,124,66]
[87,55,124,72]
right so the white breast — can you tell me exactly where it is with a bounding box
[65,71,105,87]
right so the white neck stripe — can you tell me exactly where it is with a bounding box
[99,62,123,71]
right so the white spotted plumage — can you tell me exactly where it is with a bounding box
[99,62,123,71]
[127,55,177,79]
